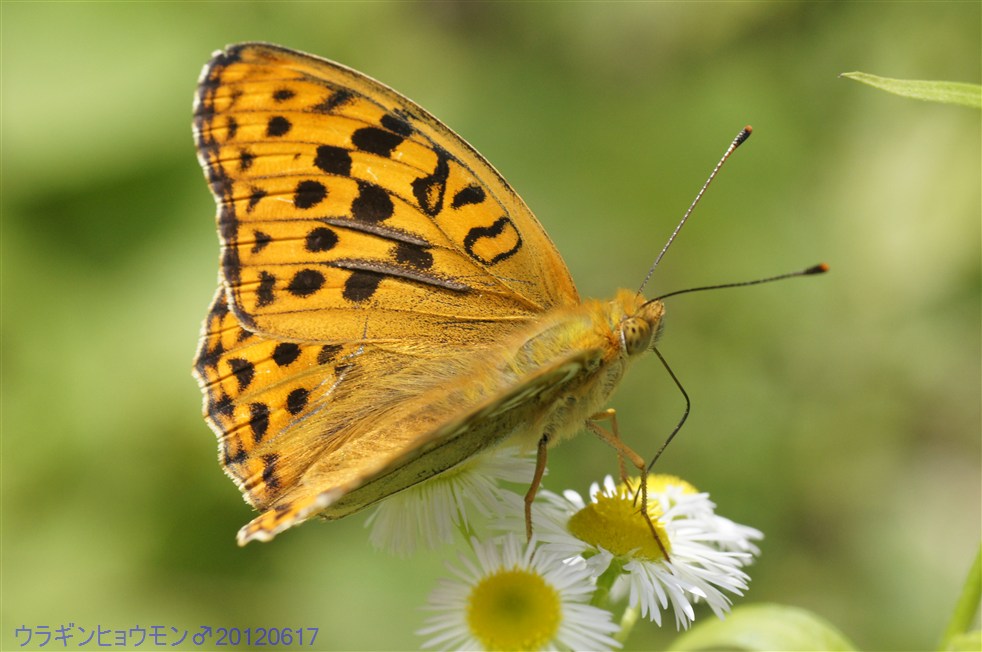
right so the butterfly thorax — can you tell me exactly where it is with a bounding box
[494,288,666,449]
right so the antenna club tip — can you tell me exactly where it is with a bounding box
[806,262,830,275]
[735,126,753,146]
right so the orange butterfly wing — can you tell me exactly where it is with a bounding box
[194,42,578,344]
[193,43,582,544]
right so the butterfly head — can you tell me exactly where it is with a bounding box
[609,290,665,357]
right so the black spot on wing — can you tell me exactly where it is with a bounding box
[247,187,267,213]
[262,453,281,489]
[223,446,247,466]
[286,388,309,415]
[394,242,433,270]
[411,146,450,216]
[343,269,383,302]
[381,113,413,136]
[266,116,291,137]
[211,295,230,318]
[287,269,325,297]
[272,342,301,367]
[314,145,352,176]
[352,181,394,222]
[352,127,404,157]
[317,344,342,365]
[210,393,235,420]
[311,89,353,113]
[239,148,254,171]
[252,230,272,254]
[256,271,276,308]
[227,358,255,391]
[306,227,338,252]
[294,180,327,209]
[463,216,523,265]
[452,184,485,209]
[197,340,224,372]
[250,402,270,442]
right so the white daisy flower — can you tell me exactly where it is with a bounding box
[366,445,535,556]
[418,534,621,651]
[639,475,763,555]
[534,475,761,630]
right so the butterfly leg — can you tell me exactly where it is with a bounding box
[524,434,549,541]
[589,408,631,485]
[587,410,671,561]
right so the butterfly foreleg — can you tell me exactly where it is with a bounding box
[587,409,671,561]
[588,408,631,485]
[524,434,550,542]
[587,409,647,484]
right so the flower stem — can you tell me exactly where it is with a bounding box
[615,605,640,645]
[938,542,982,651]
[456,517,477,547]
[590,558,640,644]
[591,558,624,609]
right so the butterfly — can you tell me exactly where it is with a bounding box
[192,43,814,548]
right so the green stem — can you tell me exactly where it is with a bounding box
[938,542,982,651]
[590,559,641,645]
[591,558,624,609]
[615,605,640,646]
[456,517,478,547]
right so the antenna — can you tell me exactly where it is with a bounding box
[642,263,829,475]
[637,125,753,297]
[653,263,829,302]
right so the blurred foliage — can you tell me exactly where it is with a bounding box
[939,545,982,652]
[841,71,982,108]
[671,603,858,651]
[2,3,979,651]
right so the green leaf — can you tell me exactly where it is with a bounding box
[943,631,982,652]
[669,603,858,651]
[840,72,982,109]
[938,544,982,651]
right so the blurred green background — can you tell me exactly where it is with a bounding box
[3,3,979,651]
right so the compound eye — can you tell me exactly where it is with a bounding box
[621,317,652,355]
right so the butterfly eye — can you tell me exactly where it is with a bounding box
[620,317,653,356]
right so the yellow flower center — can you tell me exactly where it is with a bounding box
[466,568,561,651]
[568,480,672,561]
[642,474,698,495]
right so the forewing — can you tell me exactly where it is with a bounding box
[194,42,579,344]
